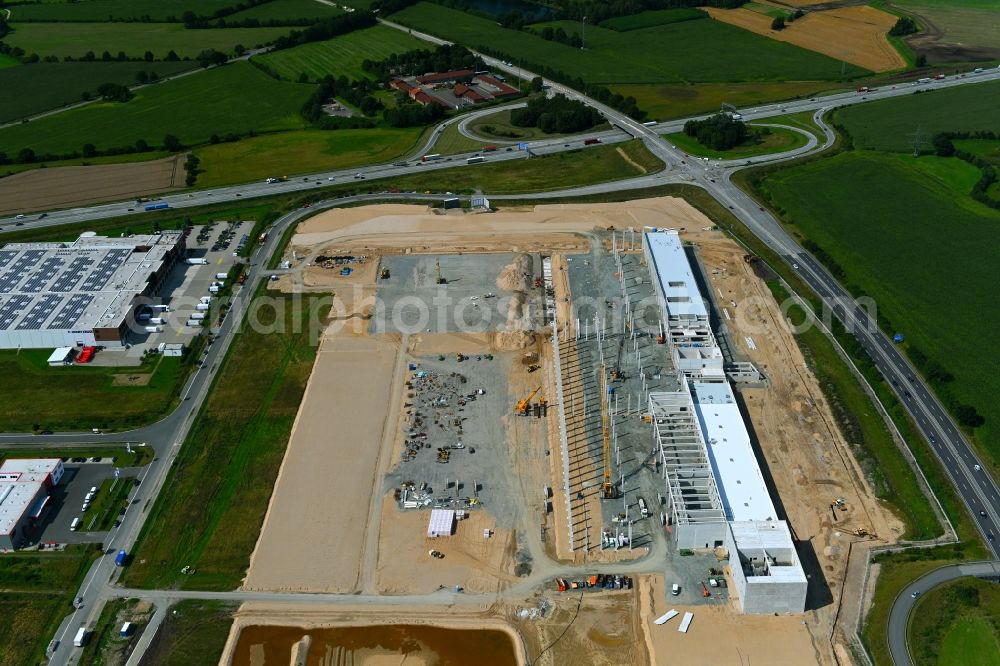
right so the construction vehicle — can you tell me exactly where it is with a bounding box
[854,527,877,538]
[600,362,614,498]
[527,364,541,373]
[380,267,390,280]
[516,387,541,416]
[700,581,711,597]
[435,259,447,284]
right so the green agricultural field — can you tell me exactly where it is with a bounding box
[609,81,829,120]
[953,138,1000,165]
[0,60,194,124]
[743,1,791,19]
[761,151,1000,461]
[667,125,807,159]
[228,0,344,21]
[599,8,707,31]
[892,0,1000,51]
[122,293,327,590]
[8,0,239,22]
[0,546,101,665]
[255,25,427,81]
[193,127,425,187]
[836,79,1000,151]
[390,140,663,194]
[0,349,194,432]
[391,3,865,84]
[909,577,1000,666]
[4,22,291,59]
[0,62,313,155]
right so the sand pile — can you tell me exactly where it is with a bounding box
[497,254,532,292]
[493,330,535,351]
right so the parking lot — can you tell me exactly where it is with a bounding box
[141,221,254,348]
[28,460,144,546]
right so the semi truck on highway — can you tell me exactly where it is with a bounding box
[466,156,486,164]
[422,153,442,162]
[144,202,169,211]
[73,627,88,648]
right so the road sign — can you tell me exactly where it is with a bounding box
[518,142,527,151]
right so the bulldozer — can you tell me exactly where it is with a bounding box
[379,267,390,280]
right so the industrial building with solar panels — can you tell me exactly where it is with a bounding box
[0,231,185,349]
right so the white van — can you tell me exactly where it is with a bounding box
[671,583,681,596]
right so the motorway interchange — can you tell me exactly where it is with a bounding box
[2,36,1000,666]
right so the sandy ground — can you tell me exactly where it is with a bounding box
[242,331,402,592]
[638,574,820,665]
[686,226,904,659]
[287,199,710,263]
[375,497,521,595]
[0,154,185,215]
[706,5,905,72]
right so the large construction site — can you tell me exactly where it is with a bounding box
[222,199,903,666]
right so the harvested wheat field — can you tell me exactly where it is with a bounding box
[0,154,185,215]
[706,6,905,71]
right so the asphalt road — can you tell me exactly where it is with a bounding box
[886,560,1000,666]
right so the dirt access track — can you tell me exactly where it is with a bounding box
[706,4,906,72]
[0,154,185,216]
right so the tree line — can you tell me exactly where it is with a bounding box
[362,43,478,80]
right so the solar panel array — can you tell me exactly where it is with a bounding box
[21,256,64,293]
[0,250,45,293]
[49,294,94,330]
[81,249,131,291]
[0,295,32,330]
[51,256,93,292]
[16,294,62,330]
[0,250,16,271]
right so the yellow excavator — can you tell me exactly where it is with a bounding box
[516,387,542,416]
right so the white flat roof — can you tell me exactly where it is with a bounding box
[690,382,776,522]
[427,508,455,537]
[0,232,183,334]
[645,231,708,320]
[0,459,58,537]
[0,458,60,481]
[730,520,806,582]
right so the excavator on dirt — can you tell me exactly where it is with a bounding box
[516,387,542,416]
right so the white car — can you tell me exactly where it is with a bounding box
[974,464,981,471]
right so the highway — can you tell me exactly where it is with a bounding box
[2,26,998,665]
[886,560,1000,666]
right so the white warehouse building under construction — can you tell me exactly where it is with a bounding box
[644,230,807,614]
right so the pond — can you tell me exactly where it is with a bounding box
[232,624,520,665]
